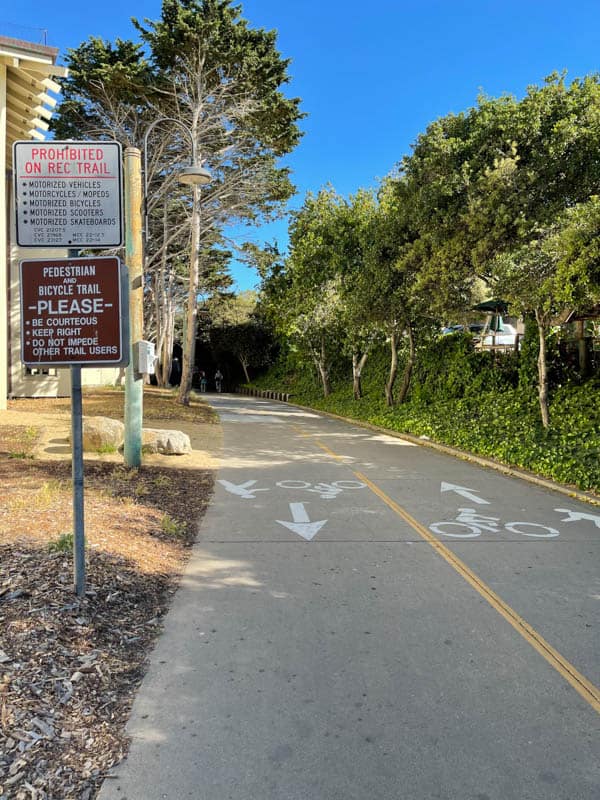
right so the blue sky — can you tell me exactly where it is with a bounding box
[4,1,600,289]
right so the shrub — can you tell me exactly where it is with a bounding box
[250,335,600,492]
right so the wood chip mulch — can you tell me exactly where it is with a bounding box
[0,548,174,800]
[0,395,216,799]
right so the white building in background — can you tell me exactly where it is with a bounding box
[1,35,122,408]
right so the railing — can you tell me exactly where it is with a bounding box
[237,386,291,402]
[477,334,600,373]
[475,333,522,352]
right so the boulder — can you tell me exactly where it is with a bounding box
[142,428,192,455]
[141,429,160,454]
[82,416,124,452]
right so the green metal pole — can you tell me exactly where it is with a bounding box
[123,147,144,467]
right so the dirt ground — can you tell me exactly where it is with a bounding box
[0,388,221,800]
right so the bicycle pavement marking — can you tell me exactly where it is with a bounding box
[295,428,600,717]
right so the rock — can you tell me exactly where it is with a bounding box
[141,429,160,454]
[82,417,124,452]
[142,428,192,455]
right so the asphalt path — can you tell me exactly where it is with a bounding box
[99,394,600,800]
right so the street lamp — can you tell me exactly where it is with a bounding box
[142,117,212,251]
[123,118,211,467]
[178,165,212,186]
[143,116,211,193]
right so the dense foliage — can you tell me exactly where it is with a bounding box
[249,334,600,492]
[257,74,600,444]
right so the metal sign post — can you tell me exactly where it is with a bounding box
[70,381,85,596]
[20,255,129,596]
[66,248,84,598]
[70,367,85,597]
[15,139,127,597]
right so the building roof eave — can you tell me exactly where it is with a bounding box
[1,35,68,166]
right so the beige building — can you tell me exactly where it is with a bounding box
[1,35,122,409]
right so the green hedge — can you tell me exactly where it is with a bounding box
[249,335,600,492]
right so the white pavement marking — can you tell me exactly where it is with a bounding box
[555,508,600,529]
[218,480,270,499]
[276,502,327,541]
[504,521,560,538]
[276,479,366,499]
[430,508,561,539]
[455,507,500,530]
[441,481,490,504]
[367,433,417,446]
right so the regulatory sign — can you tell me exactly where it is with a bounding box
[14,141,123,248]
[20,257,126,365]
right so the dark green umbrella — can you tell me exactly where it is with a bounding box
[472,299,509,314]
[473,299,509,333]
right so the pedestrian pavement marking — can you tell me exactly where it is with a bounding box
[309,436,600,716]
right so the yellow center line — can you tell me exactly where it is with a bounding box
[310,437,600,716]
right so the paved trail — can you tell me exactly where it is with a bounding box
[99,395,600,800]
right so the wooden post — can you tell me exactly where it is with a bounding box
[123,147,144,467]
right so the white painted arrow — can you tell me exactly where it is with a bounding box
[218,479,269,499]
[555,508,600,529]
[441,482,490,505]
[276,503,327,541]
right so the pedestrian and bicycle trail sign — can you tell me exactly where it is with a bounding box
[20,256,127,366]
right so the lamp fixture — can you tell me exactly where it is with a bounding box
[178,165,212,186]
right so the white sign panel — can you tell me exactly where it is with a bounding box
[14,141,123,248]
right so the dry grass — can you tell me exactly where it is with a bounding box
[0,425,42,459]
[10,386,218,424]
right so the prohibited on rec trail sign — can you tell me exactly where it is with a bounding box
[20,257,128,366]
[14,140,123,248]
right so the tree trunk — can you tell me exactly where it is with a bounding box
[315,335,330,397]
[575,320,589,376]
[318,364,331,397]
[397,322,415,404]
[160,289,175,387]
[385,330,398,407]
[154,201,171,388]
[352,351,369,400]
[239,357,250,383]
[178,183,201,406]
[535,310,550,429]
[154,295,166,386]
[165,274,176,386]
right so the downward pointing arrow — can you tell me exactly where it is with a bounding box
[276,503,327,541]
[440,482,490,505]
